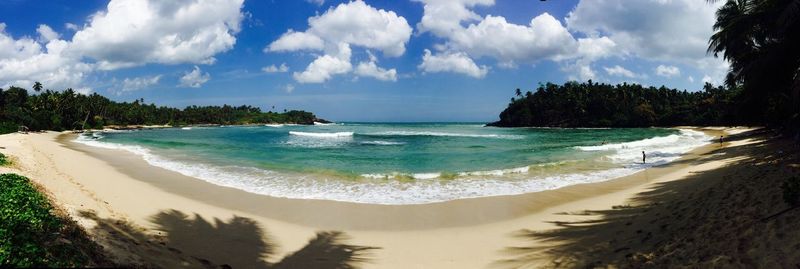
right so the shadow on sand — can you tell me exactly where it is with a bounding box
[497,129,800,268]
[79,209,379,268]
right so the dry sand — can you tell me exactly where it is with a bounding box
[1,127,788,268]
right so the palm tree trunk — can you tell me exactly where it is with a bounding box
[82,110,90,130]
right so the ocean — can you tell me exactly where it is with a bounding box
[75,123,711,204]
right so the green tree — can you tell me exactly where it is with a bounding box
[707,0,800,131]
[32,81,43,92]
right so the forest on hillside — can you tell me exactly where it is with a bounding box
[0,85,323,134]
[492,0,799,134]
[489,81,746,128]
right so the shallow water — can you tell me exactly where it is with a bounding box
[76,123,711,204]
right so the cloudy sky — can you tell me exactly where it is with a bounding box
[0,0,726,121]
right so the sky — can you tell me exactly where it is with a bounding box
[0,0,728,122]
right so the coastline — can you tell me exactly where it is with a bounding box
[0,127,759,267]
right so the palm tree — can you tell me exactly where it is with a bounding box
[707,0,800,128]
[32,82,43,92]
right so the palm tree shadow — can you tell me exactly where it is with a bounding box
[149,209,273,268]
[496,129,800,268]
[79,209,379,269]
[273,231,379,269]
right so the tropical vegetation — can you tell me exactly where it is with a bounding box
[489,81,743,127]
[493,0,798,133]
[708,0,799,133]
[0,85,325,134]
[0,173,109,267]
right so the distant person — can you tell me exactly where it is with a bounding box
[642,151,646,164]
[719,135,724,145]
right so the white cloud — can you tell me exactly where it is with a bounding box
[74,87,93,95]
[269,1,411,83]
[604,65,637,78]
[655,64,680,77]
[563,62,596,81]
[36,24,60,42]
[576,36,617,61]
[267,30,325,52]
[701,74,714,84]
[179,66,210,88]
[688,76,695,83]
[413,0,599,79]
[306,0,324,6]
[120,75,161,92]
[448,13,577,65]
[293,55,352,83]
[0,24,91,91]
[1,0,245,91]
[566,0,728,82]
[416,0,577,68]
[414,0,728,82]
[65,23,80,31]
[695,57,729,85]
[415,0,494,37]
[577,64,596,81]
[419,49,488,78]
[70,0,245,70]
[293,43,353,83]
[355,59,397,82]
[567,0,719,62]
[262,63,289,73]
[269,1,411,57]
[284,84,295,93]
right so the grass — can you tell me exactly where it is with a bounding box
[0,153,9,166]
[0,173,109,267]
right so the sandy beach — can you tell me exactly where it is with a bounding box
[1,127,796,268]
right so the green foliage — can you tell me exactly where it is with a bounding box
[489,81,745,127]
[0,84,325,132]
[0,174,97,267]
[782,176,800,207]
[709,0,800,133]
[0,153,8,166]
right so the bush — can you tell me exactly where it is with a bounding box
[0,174,99,267]
[0,122,17,135]
[782,176,800,207]
[0,153,7,166]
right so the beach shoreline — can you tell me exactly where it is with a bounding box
[0,126,760,268]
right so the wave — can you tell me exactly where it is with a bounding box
[181,127,192,130]
[361,165,532,180]
[576,129,711,167]
[362,131,523,139]
[359,140,405,146]
[289,131,354,138]
[72,128,712,205]
[265,124,283,128]
[75,132,648,204]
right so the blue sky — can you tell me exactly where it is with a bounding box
[0,0,727,122]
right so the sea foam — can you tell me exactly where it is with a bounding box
[288,131,354,138]
[362,131,523,139]
[74,129,711,205]
[576,129,711,167]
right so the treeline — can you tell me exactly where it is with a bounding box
[0,85,324,134]
[488,81,747,128]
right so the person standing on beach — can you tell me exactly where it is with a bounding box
[719,135,724,145]
[642,151,646,164]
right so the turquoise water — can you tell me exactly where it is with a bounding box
[77,123,711,204]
